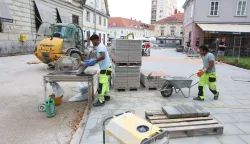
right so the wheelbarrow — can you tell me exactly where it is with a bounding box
[159,74,199,98]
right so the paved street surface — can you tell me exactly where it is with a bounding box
[0,55,87,144]
[81,48,250,144]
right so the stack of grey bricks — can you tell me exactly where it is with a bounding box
[140,70,167,89]
[111,40,142,90]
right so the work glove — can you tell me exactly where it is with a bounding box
[197,68,207,77]
[84,59,97,67]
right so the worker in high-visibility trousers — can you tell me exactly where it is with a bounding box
[193,45,219,101]
[84,34,112,107]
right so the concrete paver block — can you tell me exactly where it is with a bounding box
[234,122,250,134]
[212,108,232,114]
[222,124,245,135]
[212,114,237,123]
[217,135,246,144]
[238,135,250,143]
[229,113,250,122]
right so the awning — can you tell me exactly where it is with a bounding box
[198,24,250,34]
[56,8,71,23]
[0,0,13,23]
[34,0,55,23]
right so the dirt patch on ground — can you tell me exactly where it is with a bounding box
[70,107,86,134]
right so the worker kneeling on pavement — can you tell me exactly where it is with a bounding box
[84,34,112,107]
[193,45,219,101]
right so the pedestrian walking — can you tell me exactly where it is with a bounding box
[84,34,112,107]
[216,37,227,63]
[193,45,219,101]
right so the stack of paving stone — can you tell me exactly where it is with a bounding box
[162,105,210,119]
[111,39,142,90]
[140,70,167,89]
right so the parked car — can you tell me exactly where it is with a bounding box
[176,46,184,52]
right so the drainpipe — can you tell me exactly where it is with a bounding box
[94,0,97,33]
[191,0,197,48]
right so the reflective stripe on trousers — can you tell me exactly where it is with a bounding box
[98,67,112,103]
[198,72,219,99]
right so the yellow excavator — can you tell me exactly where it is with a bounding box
[34,23,93,67]
[120,32,134,39]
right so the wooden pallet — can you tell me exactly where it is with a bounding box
[145,111,223,138]
[140,82,158,90]
[115,88,138,92]
[112,61,142,66]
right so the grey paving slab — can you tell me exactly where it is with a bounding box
[212,108,232,114]
[237,100,250,105]
[222,100,242,106]
[230,108,249,113]
[222,124,245,135]
[84,118,99,130]
[212,114,238,123]
[234,123,250,134]
[170,136,221,144]
[217,135,246,144]
[238,135,250,143]
[229,113,250,122]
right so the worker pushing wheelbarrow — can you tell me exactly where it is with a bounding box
[159,45,220,101]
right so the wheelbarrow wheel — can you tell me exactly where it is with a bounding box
[161,85,173,97]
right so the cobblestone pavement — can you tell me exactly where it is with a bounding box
[81,48,250,144]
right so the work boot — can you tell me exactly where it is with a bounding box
[193,96,204,101]
[93,100,105,107]
[214,93,219,100]
[105,96,111,101]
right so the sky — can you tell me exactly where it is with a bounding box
[108,0,186,24]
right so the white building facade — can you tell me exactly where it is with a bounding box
[154,12,184,47]
[0,0,109,56]
[151,0,177,24]
[108,17,155,39]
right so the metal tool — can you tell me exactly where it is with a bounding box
[159,74,199,98]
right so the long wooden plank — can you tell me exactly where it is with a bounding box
[150,117,213,124]
[148,115,168,120]
[156,120,218,128]
[146,111,164,116]
[163,124,223,134]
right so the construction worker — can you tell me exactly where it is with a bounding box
[84,34,112,107]
[193,45,219,101]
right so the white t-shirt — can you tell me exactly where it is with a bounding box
[96,43,111,70]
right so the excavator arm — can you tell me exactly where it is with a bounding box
[125,33,134,39]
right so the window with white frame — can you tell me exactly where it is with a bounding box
[104,18,106,26]
[86,11,90,22]
[99,16,102,25]
[237,0,247,16]
[161,30,164,36]
[191,4,194,18]
[171,29,175,36]
[209,1,220,16]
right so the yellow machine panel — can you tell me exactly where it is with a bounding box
[104,112,168,144]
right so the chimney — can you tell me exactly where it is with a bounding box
[174,9,177,14]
